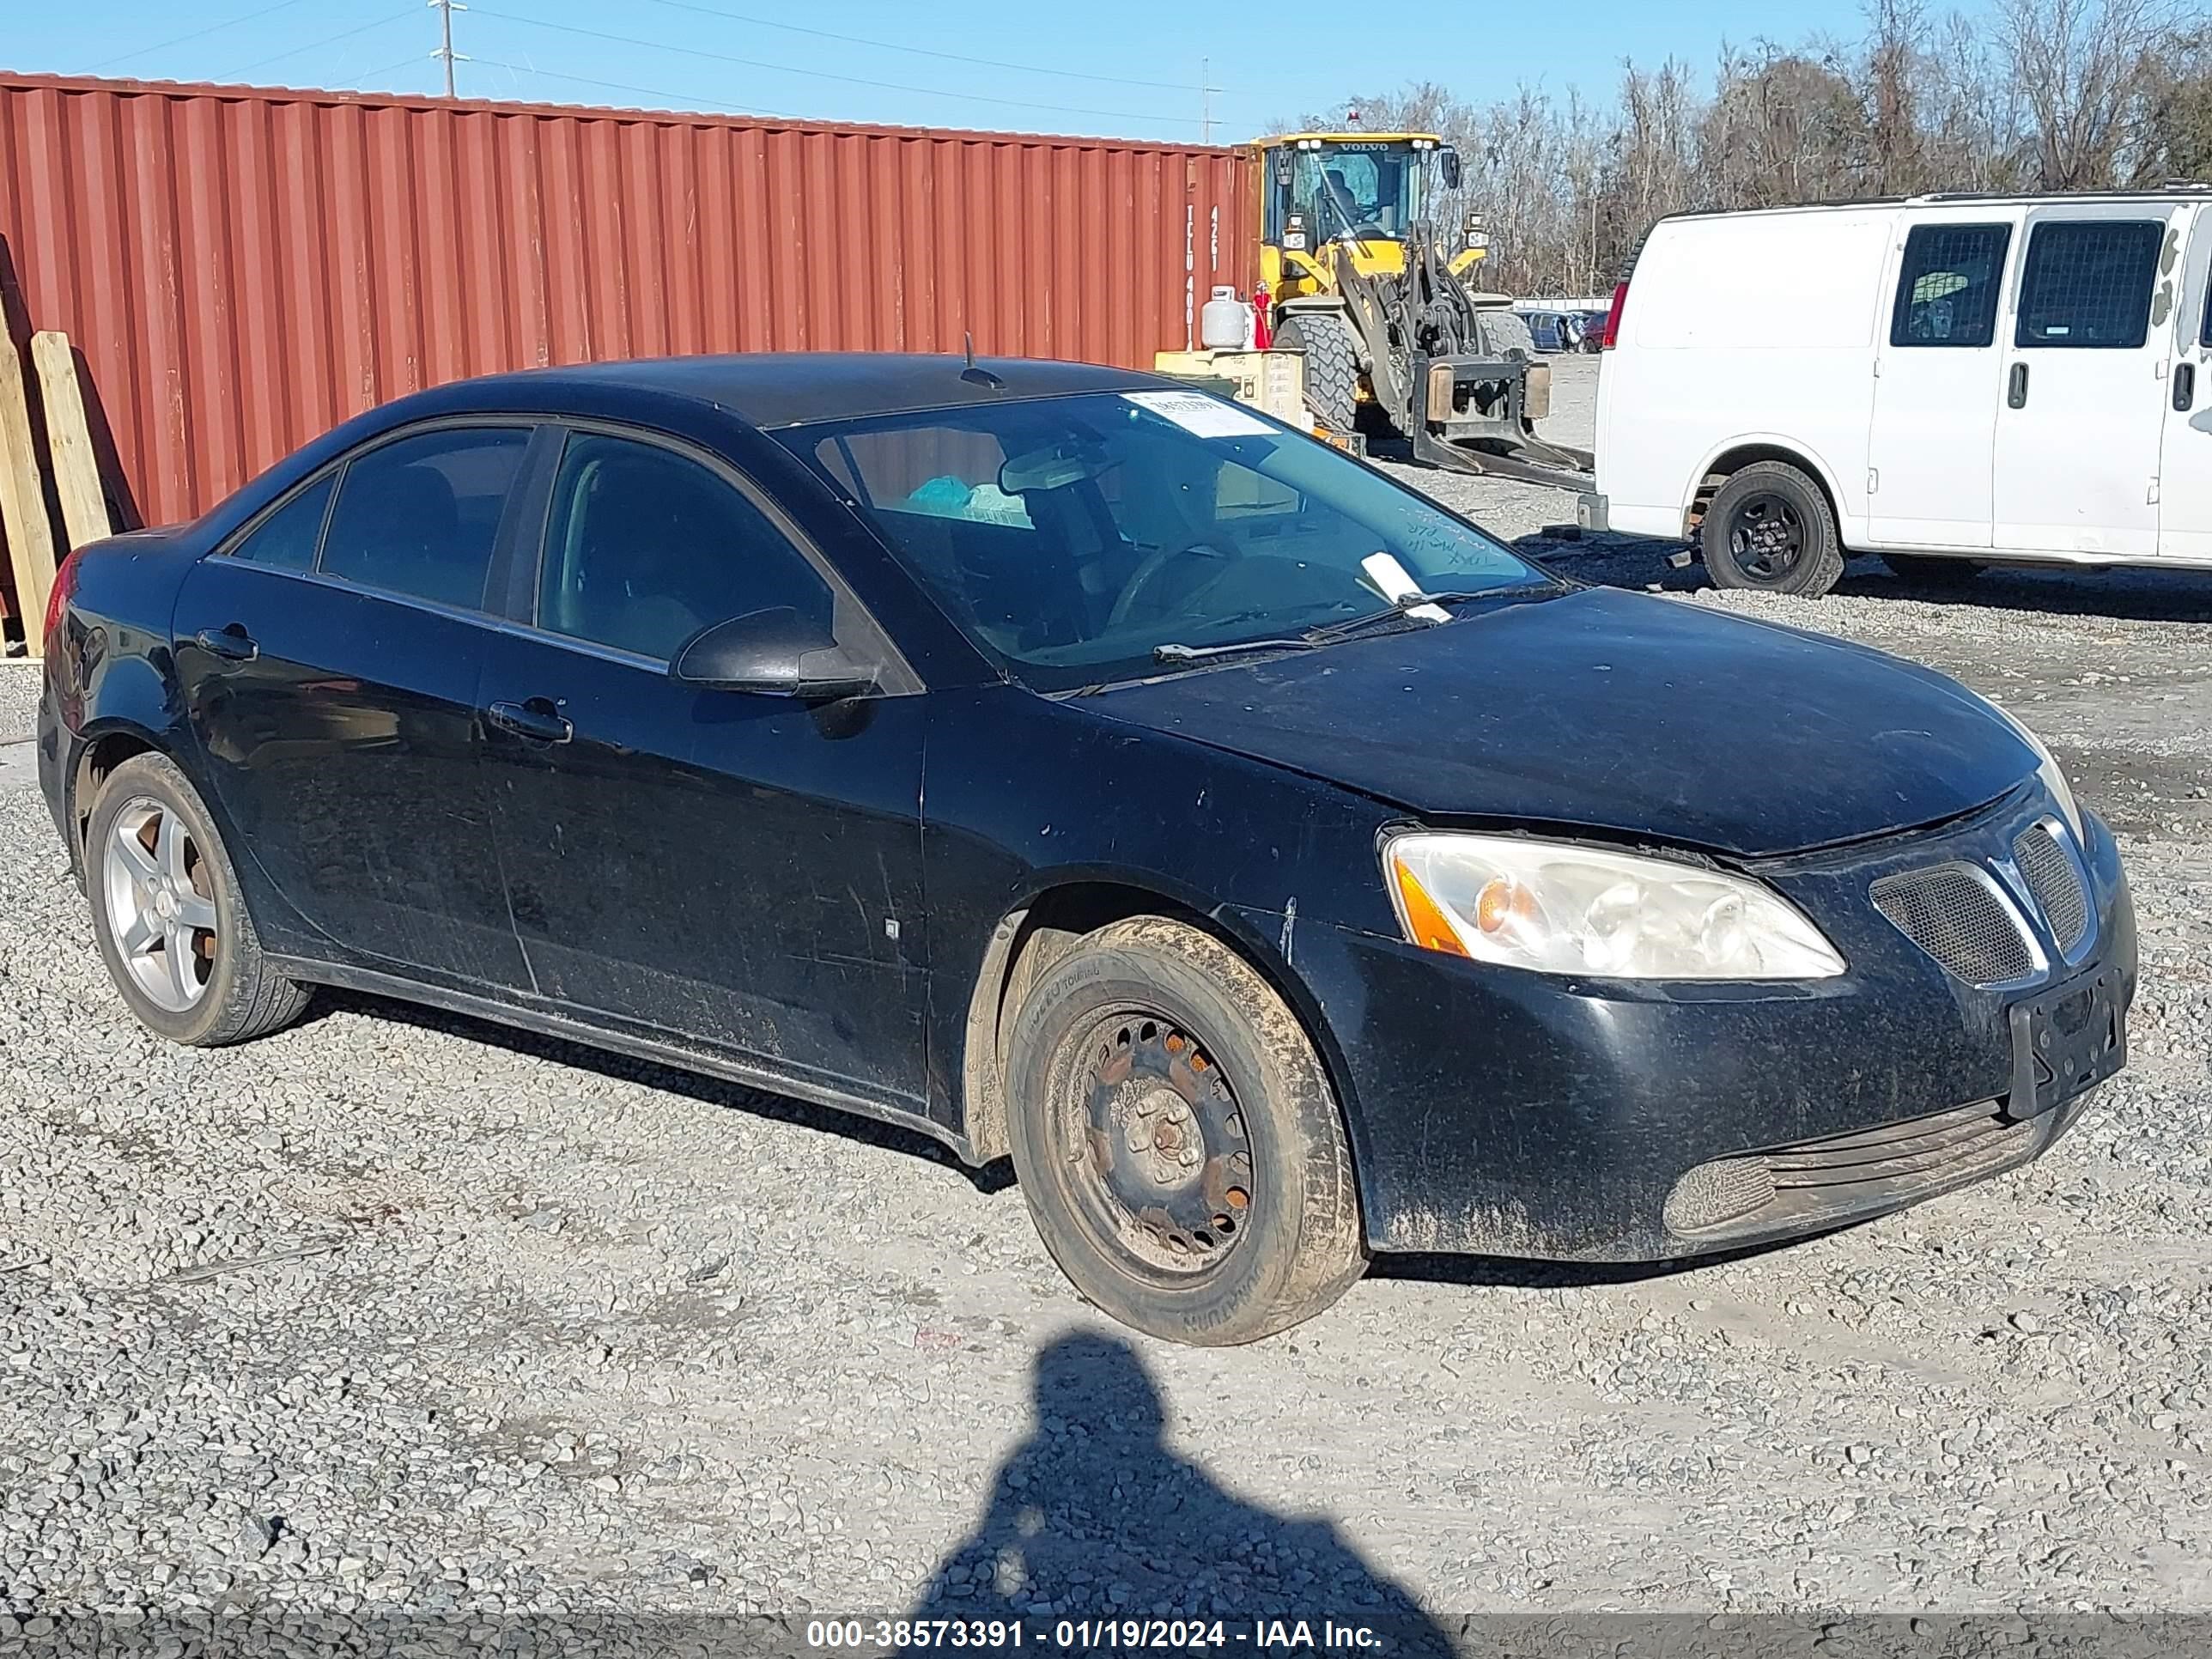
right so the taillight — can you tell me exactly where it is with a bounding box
[1600,281,1630,349]
[42,546,82,651]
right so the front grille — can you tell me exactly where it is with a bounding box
[2014,822,2090,954]
[1870,862,2035,984]
[1664,1097,2081,1242]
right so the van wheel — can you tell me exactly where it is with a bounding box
[1004,916,1365,1346]
[1882,553,1985,586]
[1273,313,1360,437]
[1701,461,1844,598]
[85,751,312,1047]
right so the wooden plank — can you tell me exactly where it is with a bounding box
[0,332,61,651]
[31,333,113,555]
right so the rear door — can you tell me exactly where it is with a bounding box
[1993,204,2185,557]
[2158,204,2212,560]
[173,422,536,989]
[1866,210,2020,548]
[477,424,933,1108]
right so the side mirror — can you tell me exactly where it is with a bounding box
[670,606,877,700]
[1438,147,1462,191]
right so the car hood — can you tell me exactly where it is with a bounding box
[1087,586,2038,860]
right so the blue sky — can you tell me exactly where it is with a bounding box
[13,0,1884,142]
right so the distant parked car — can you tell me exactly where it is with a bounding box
[1575,308,1608,352]
[40,353,2133,1345]
[1583,188,2212,592]
[1516,308,1577,352]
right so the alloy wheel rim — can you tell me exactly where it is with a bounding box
[1062,1012,1254,1278]
[101,797,218,1013]
[1728,492,1807,582]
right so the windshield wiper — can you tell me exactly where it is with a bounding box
[1303,583,1553,644]
[1152,637,1319,665]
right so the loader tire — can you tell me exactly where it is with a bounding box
[1474,307,1537,360]
[1274,312,1360,437]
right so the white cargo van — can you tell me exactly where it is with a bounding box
[1580,190,2212,595]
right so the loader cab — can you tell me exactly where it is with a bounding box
[1260,134,1465,301]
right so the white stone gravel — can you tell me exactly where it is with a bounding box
[3,361,2209,1635]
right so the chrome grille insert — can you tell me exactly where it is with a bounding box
[2013,821,2090,955]
[1870,862,2035,985]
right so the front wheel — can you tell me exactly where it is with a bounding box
[1272,312,1360,437]
[1004,917,1365,1346]
[1700,460,1845,597]
[85,751,312,1047]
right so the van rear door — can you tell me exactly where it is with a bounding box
[2157,204,2212,561]
[1866,208,2023,549]
[1993,203,2187,558]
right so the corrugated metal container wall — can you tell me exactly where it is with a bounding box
[0,73,1258,532]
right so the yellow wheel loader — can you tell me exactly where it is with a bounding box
[1252,131,1592,489]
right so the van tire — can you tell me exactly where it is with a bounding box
[1882,553,1985,586]
[1701,461,1844,598]
[1273,312,1360,437]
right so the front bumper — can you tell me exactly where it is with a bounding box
[1245,791,2136,1261]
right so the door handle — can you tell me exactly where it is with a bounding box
[2008,362,2030,409]
[486,698,574,744]
[2176,362,2197,413]
[191,624,258,662]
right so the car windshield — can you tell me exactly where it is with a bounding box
[779,389,1548,690]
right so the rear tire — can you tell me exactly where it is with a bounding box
[1273,312,1360,437]
[1882,552,1985,586]
[1701,460,1845,598]
[85,752,311,1047]
[1004,916,1365,1346]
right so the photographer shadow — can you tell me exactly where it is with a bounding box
[908,1333,1454,1655]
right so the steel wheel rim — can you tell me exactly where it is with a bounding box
[1728,492,1806,582]
[101,796,218,1013]
[1058,1011,1255,1279]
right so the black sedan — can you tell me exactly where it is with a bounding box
[38,354,2134,1345]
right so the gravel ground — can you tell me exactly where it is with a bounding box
[3,359,2210,1638]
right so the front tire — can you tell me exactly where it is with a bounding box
[1273,312,1361,437]
[85,752,311,1047]
[1700,460,1845,597]
[1004,917,1365,1346]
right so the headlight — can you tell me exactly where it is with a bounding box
[1992,703,2084,840]
[1383,833,1845,980]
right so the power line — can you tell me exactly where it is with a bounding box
[226,7,421,80]
[82,0,320,72]
[466,57,795,121]
[466,7,1200,130]
[629,0,1236,99]
[352,52,435,88]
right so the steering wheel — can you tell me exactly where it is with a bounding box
[1108,539,1237,629]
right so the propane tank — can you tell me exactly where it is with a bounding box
[1200,286,1249,350]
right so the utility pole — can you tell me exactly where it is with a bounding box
[1200,58,1211,144]
[430,0,467,98]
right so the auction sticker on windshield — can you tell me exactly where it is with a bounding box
[1123,390,1275,439]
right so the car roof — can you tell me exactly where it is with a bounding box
[1657,185,2212,226]
[456,352,1168,430]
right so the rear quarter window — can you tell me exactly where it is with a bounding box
[2014,221,2164,349]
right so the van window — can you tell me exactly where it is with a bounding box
[2014,221,2163,349]
[1889,223,2010,348]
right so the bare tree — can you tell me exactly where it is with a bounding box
[1295,0,2206,299]
[2000,0,2172,186]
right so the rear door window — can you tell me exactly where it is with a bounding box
[1889,222,2010,347]
[2014,221,2164,349]
[319,427,532,611]
[228,471,336,568]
